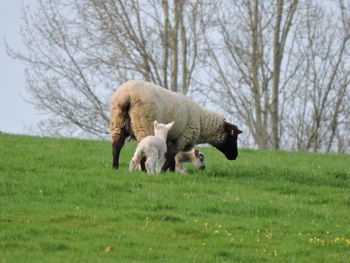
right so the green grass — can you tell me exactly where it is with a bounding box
[1,133,349,262]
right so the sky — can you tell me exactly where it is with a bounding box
[0,1,41,135]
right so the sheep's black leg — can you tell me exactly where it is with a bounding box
[162,152,176,172]
[112,129,127,169]
[161,159,170,172]
[140,157,147,171]
[168,157,176,171]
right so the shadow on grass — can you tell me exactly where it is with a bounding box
[205,165,273,179]
[204,164,350,189]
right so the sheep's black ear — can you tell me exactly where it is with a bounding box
[224,121,242,137]
[232,129,243,136]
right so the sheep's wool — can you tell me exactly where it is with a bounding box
[110,80,226,152]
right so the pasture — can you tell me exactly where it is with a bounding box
[1,133,349,262]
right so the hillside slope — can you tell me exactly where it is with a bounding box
[1,133,349,262]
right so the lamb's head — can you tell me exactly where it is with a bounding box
[153,120,175,140]
[215,122,242,160]
[191,149,205,170]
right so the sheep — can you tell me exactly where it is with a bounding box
[110,80,242,171]
[129,120,174,175]
[175,148,205,174]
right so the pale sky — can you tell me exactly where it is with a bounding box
[0,1,41,135]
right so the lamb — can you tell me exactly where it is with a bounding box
[175,148,205,174]
[129,120,174,175]
[132,148,206,174]
[110,80,242,171]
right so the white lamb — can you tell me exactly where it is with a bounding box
[129,120,174,175]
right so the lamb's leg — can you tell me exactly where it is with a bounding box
[129,158,138,172]
[145,158,155,175]
[175,161,187,174]
[129,146,143,172]
[156,159,162,174]
[112,129,127,169]
[156,156,165,174]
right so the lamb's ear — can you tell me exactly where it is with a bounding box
[193,149,199,157]
[154,120,158,129]
[166,121,175,130]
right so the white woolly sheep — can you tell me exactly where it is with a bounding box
[129,120,174,175]
[110,80,242,171]
[175,148,205,174]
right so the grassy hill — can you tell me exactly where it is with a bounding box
[1,133,349,262]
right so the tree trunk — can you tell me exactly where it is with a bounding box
[271,0,283,150]
[171,0,180,92]
[179,0,187,94]
[161,0,170,89]
[251,0,265,149]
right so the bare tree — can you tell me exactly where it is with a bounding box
[287,0,350,152]
[8,0,213,137]
[204,0,299,150]
[202,0,350,153]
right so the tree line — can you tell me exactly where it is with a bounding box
[8,0,350,153]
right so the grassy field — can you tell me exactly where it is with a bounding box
[1,133,349,262]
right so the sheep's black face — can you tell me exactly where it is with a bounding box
[216,122,242,160]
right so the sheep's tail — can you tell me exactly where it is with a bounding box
[110,89,131,169]
[110,90,131,140]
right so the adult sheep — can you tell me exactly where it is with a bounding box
[110,80,242,171]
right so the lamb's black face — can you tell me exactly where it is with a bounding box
[215,122,242,160]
